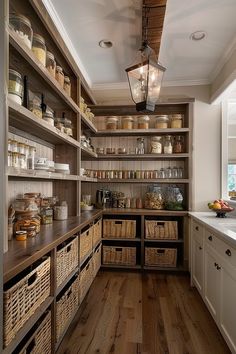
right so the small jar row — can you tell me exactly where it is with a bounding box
[80,97,95,123]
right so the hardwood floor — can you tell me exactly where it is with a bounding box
[57,271,230,354]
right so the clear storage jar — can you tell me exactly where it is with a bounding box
[9,13,33,49]
[29,100,42,118]
[171,114,183,128]
[144,185,164,210]
[64,119,73,137]
[64,76,71,96]
[32,33,46,66]
[150,136,162,154]
[8,69,23,105]
[55,118,65,132]
[55,65,64,87]
[28,145,36,169]
[46,51,56,77]
[173,135,184,153]
[155,115,169,129]
[163,135,173,154]
[138,115,150,129]
[43,107,54,126]
[106,117,118,130]
[122,116,134,130]
[165,186,184,210]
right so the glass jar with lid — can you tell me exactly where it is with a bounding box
[173,135,184,153]
[27,145,36,169]
[8,69,23,105]
[150,136,162,154]
[163,135,173,154]
[138,115,150,129]
[29,95,42,118]
[55,65,64,87]
[46,51,56,77]
[171,114,183,128]
[155,115,169,129]
[165,186,184,210]
[106,117,118,130]
[17,142,25,154]
[43,107,54,126]
[122,116,134,130]
[11,139,18,153]
[135,138,145,154]
[9,13,33,49]
[64,76,71,96]
[12,152,20,168]
[32,33,46,66]
[19,153,26,169]
[64,119,73,137]
[55,118,65,132]
[144,185,164,209]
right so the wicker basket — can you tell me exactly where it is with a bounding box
[145,220,178,240]
[56,237,79,287]
[93,244,101,276]
[103,219,136,239]
[145,247,177,267]
[56,275,79,342]
[3,257,51,347]
[80,259,94,303]
[18,311,51,354]
[102,246,136,265]
[93,218,102,247]
[80,226,93,262]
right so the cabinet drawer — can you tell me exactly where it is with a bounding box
[192,220,203,236]
[205,229,236,268]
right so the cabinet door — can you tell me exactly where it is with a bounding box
[192,235,204,295]
[220,264,236,353]
[204,245,220,323]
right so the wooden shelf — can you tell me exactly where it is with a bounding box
[8,99,80,148]
[9,28,81,115]
[103,209,188,216]
[81,145,97,158]
[86,153,189,161]
[8,167,79,181]
[144,239,184,243]
[79,176,98,182]
[80,111,97,133]
[102,238,141,242]
[2,296,53,354]
[96,178,189,184]
[95,128,190,137]
[101,264,142,270]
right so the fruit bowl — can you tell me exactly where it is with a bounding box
[212,208,234,218]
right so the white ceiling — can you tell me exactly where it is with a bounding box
[47,0,236,88]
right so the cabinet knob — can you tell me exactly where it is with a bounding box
[195,226,199,231]
[208,236,213,241]
[199,246,202,250]
[225,249,232,257]
[216,265,221,270]
[214,262,218,267]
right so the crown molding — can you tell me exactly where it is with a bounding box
[42,0,92,87]
[210,68,236,104]
[163,78,210,87]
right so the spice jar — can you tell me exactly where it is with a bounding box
[138,115,150,129]
[54,201,68,220]
[43,107,54,126]
[122,116,134,130]
[8,151,12,167]
[173,135,184,153]
[171,114,183,128]
[117,147,127,154]
[29,98,42,118]
[55,118,65,132]
[8,69,23,105]
[64,119,73,137]
[32,34,46,66]
[130,198,136,209]
[46,51,56,77]
[11,140,18,152]
[9,13,33,49]
[20,225,37,237]
[40,206,53,224]
[28,145,36,169]
[136,138,145,154]
[150,136,162,154]
[19,153,26,169]
[136,198,143,209]
[106,117,118,130]
[155,115,169,129]
[17,142,25,154]
[163,135,173,154]
[64,76,71,96]
[55,65,64,87]
[12,152,19,168]
[15,230,27,241]
[117,197,126,208]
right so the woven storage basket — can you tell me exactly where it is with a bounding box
[18,311,51,354]
[93,218,102,247]
[92,244,101,276]
[56,237,78,287]
[80,226,93,262]
[145,220,178,240]
[145,247,177,267]
[56,275,79,342]
[102,246,136,265]
[103,219,136,239]
[3,257,51,347]
[80,259,93,303]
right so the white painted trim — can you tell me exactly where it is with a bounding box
[92,82,129,91]
[163,78,211,87]
[42,0,92,87]
[221,100,228,200]
[210,69,236,104]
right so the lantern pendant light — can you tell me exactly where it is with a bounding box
[125,6,166,112]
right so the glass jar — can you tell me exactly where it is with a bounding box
[138,115,150,129]
[177,167,184,178]
[46,51,56,77]
[80,97,85,112]
[106,117,118,130]
[24,144,30,161]
[144,185,164,209]
[155,115,169,129]
[55,118,65,132]
[130,198,136,209]
[122,116,134,130]
[29,99,42,118]
[150,136,162,154]
[8,139,12,152]
[64,119,73,137]
[8,151,12,167]
[173,135,184,153]
[43,107,54,126]
[12,152,19,168]
[8,69,23,105]
[19,153,26,169]
[172,166,179,178]
[117,197,126,208]
[9,13,33,49]
[165,167,172,179]
[171,114,183,128]
[32,34,46,66]
[55,65,64,87]
[136,138,145,154]
[28,145,36,169]
[64,76,71,96]
[165,186,184,210]
[11,139,18,152]
[17,142,25,154]
[163,135,173,154]
[136,198,143,209]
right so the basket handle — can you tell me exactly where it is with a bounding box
[154,222,165,227]
[27,271,38,289]
[86,262,90,270]
[66,244,72,253]
[67,289,72,298]
[156,249,165,254]
[114,221,122,225]
[115,247,122,251]
[86,230,89,236]
[26,338,36,353]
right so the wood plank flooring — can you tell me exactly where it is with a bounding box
[57,271,230,354]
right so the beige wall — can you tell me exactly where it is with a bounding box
[93,84,221,211]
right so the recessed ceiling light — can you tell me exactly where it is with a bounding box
[190,31,207,41]
[99,39,113,48]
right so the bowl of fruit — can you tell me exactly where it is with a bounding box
[208,199,234,218]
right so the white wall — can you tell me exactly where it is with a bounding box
[93,84,221,211]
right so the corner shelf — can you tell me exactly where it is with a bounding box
[80,111,97,133]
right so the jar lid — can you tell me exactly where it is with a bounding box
[107,117,118,122]
[9,68,22,79]
[172,114,182,119]
[139,115,150,121]
[33,33,45,45]
[123,116,134,121]
[9,13,32,27]
[46,51,55,60]
[152,136,162,140]
[15,230,27,235]
[155,115,169,122]
[43,109,54,118]
[29,145,36,150]
[56,65,63,72]
[64,76,70,82]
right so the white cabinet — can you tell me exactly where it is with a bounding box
[192,234,204,295]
